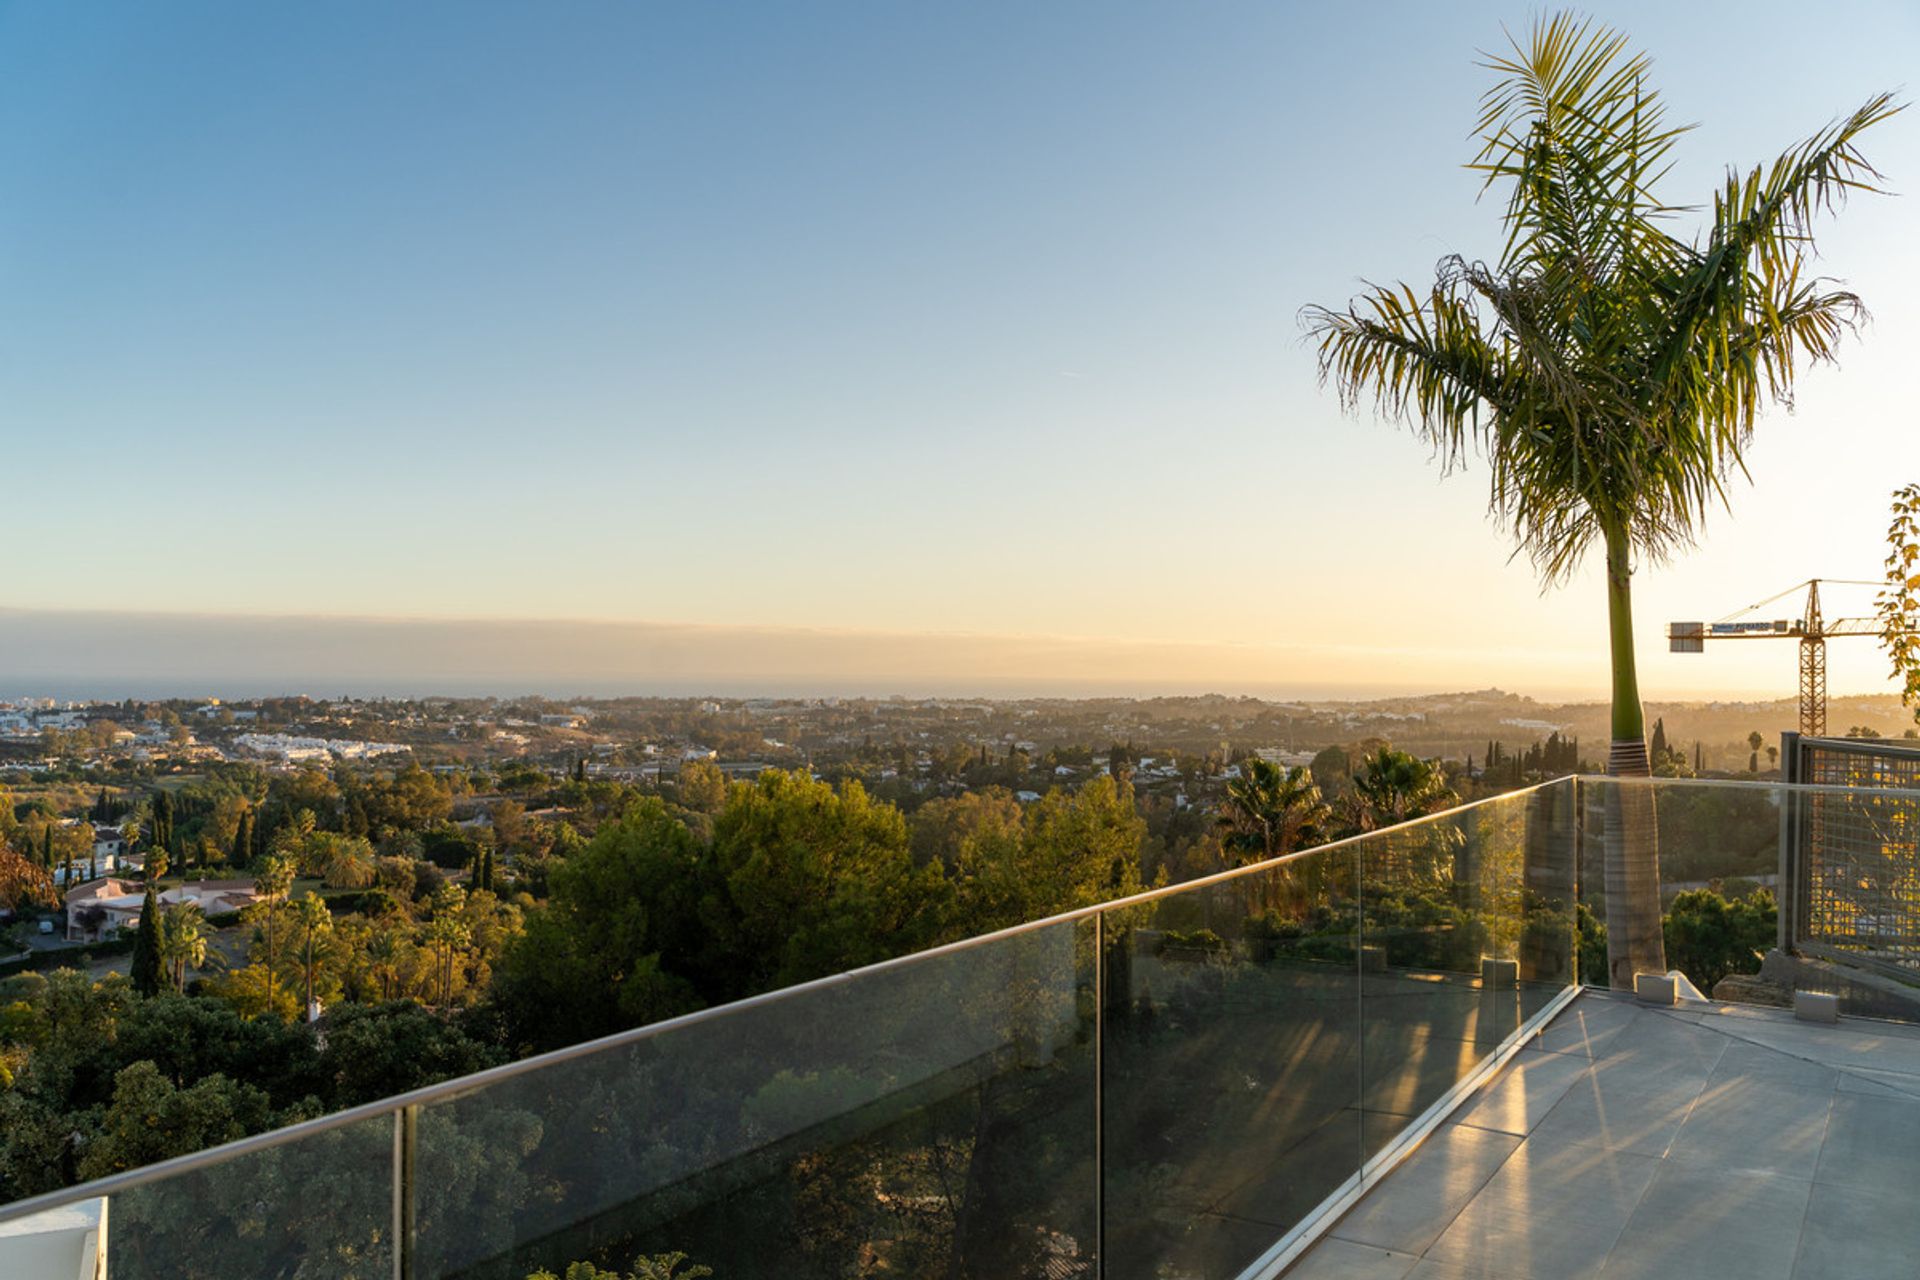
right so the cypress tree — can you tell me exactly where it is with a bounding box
[130,883,162,997]
[234,810,254,866]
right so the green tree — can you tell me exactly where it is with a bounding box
[1664,888,1776,992]
[676,758,729,815]
[319,1002,503,1107]
[1344,747,1458,834]
[707,771,950,998]
[233,807,255,866]
[1880,483,1920,722]
[952,776,1146,933]
[75,1062,275,1183]
[129,882,163,997]
[492,799,708,1051]
[244,855,297,1012]
[151,790,175,860]
[1218,759,1329,864]
[156,904,210,994]
[1306,14,1898,986]
[291,894,333,1017]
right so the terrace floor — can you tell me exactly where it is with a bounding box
[1287,989,1920,1280]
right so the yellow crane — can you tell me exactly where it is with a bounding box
[1668,579,1888,736]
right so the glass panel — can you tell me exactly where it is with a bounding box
[413,919,1096,1280]
[1359,790,1549,1156]
[1100,842,1362,1280]
[1518,781,1579,1020]
[105,1111,393,1280]
[1580,777,1785,1000]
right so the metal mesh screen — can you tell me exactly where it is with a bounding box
[1796,738,1920,974]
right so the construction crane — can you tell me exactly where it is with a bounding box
[1668,579,1887,736]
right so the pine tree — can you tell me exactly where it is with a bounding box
[130,883,162,997]
[1650,719,1669,762]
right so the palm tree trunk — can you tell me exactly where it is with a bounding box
[1601,526,1667,989]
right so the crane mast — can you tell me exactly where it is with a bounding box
[1799,581,1826,736]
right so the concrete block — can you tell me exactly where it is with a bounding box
[1481,956,1519,988]
[1359,945,1388,973]
[1794,990,1841,1024]
[1635,972,1679,1006]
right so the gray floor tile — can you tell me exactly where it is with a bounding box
[1526,1052,1713,1158]
[1417,1135,1657,1278]
[1285,1237,1421,1280]
[1792,1178,1920,1280]
[1666,1076,1833,1178]
[1452,1051,1592,1137]
[1709,1039,1840,1092]
[1404,1261,1479,1279]
[1726,1023,1920,1079]
[1464,1130,1662,1218]
[1600,1163,1813,1280]
[1423,1194,1626,1280]
[1833,1065,1920,1100]
[1328,1124,1520,1255]
[1601,1010,1732,1073]
[1526,1000,1641,1058]
[1815,1092,1920,1189]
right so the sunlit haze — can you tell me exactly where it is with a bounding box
[2,1,1915,701]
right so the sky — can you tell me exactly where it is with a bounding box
[0,1,1915,701]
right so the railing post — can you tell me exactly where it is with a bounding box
[1573,776,1586,986]
[1779,732,1800,955]
[1093,909,1104,1280]
[393,1104,417,1280]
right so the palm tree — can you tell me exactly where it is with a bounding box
[365,923,407,1003]
[1748,731,1766,774]
[156,903,209,993]
[423,914,471,1006]
[1305,14,1898,987]
[246,854,297,1010]
[1219,758,1331,864]
[1346,748,1459,834]
[292,893,333,1020]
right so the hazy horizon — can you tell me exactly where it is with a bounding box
[2,605,1907,707]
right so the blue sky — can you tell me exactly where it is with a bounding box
[1,2,1915,699]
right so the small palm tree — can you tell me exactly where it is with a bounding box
[366,924,408,1002]
[1219,758,1331,864]
[1305,14,1899,986]
[156,903,209,993]
[1346,748,1459,834]
[292,894,333,1019]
